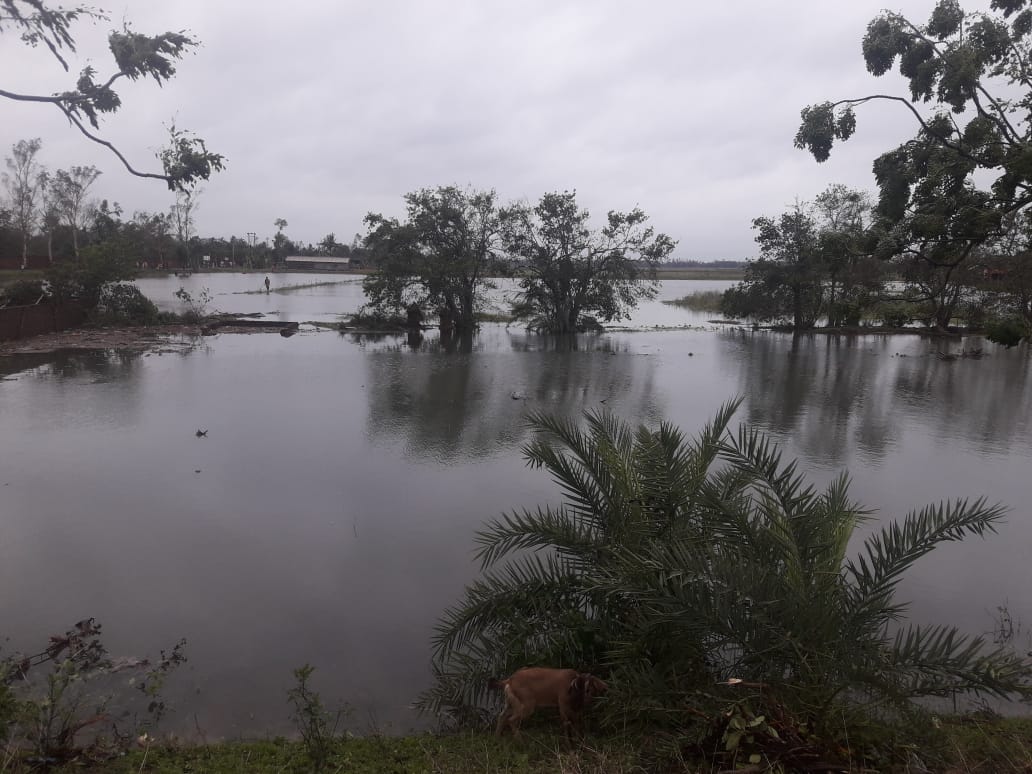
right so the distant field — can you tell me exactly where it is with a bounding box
[655,267,743,280]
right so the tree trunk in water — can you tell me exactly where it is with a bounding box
[457,291,475,332]
[793,286,804,330]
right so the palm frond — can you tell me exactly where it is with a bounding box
[884,623,1032,701]
[473,505,603,570]
[845,498,1007,630]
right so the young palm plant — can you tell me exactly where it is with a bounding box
[419,401,1031,733]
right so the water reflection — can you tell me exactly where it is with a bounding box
[725,332,1032,468]
[361,328,663,462]
[3,305,1031,738]
[0,348,143,382]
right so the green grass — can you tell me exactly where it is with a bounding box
[6,717,1032,772]
[0,269,44,288]
[661,289,725,312]
[13,732,642,773]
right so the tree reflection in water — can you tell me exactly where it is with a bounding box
[724,331,1032,467]
[358,327,664,462]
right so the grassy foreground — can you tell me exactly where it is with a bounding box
[20,732,640,774]
[12,718,1032,773]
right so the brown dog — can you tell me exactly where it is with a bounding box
[489,667,607,737]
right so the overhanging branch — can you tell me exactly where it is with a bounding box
[57,103,172,185]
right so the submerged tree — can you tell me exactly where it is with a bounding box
[814,184,881,326]
[420,402,1031,736]
[362,186,506,331]
[0,0,224,190]
[722,202,826,329]
[501,191,675,333]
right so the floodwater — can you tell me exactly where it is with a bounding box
[1,274,1031,737]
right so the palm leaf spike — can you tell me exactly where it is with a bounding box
[845,497,1007,629]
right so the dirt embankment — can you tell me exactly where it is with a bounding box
[0,325,201,356]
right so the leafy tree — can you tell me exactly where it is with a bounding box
[169,189,200,270]
[421,403,1032,736]
[318,232,347,257]
[500,191,674,333]
[2,137,43,269]
[45,237,137,309]
[795,0,1032,321]
[868,125,1000,329]
[89,198,121,243]
[362,186,506,331]
[124,210,174,268]
[814,184,882,326]
[722,203,825,329]
[0,0,224,190]
[51,165,101,259]
[795,0,1032,193]
[979,210,1032,343]
[36,168,61,264]
[273,218,292,260]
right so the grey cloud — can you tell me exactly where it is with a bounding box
[0,0,997,258]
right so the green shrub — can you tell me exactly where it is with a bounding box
[45,244,137,309]
[1,619,186,767]
[875,301,917,327]
[173,286,213,323]
[986,317,1030,348]
[95,283,160,325]
[287,664,349,773]
[663,290,724,312]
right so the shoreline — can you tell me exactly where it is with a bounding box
[0,320,999,359]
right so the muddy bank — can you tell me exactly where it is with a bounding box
[0,322,305,356]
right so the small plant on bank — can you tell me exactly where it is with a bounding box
[0,619,187,767]
[286,664,349,773]
[173,286,214,323]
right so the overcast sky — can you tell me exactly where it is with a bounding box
[0,0,995,259]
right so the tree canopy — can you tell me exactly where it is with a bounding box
[2,137,42,269]
[0,0,224,190]
[722,189,881,330]
[792,0,1032,332]
[796,0,1032,222]
[501,191,675,333]
[361,186,507,331]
